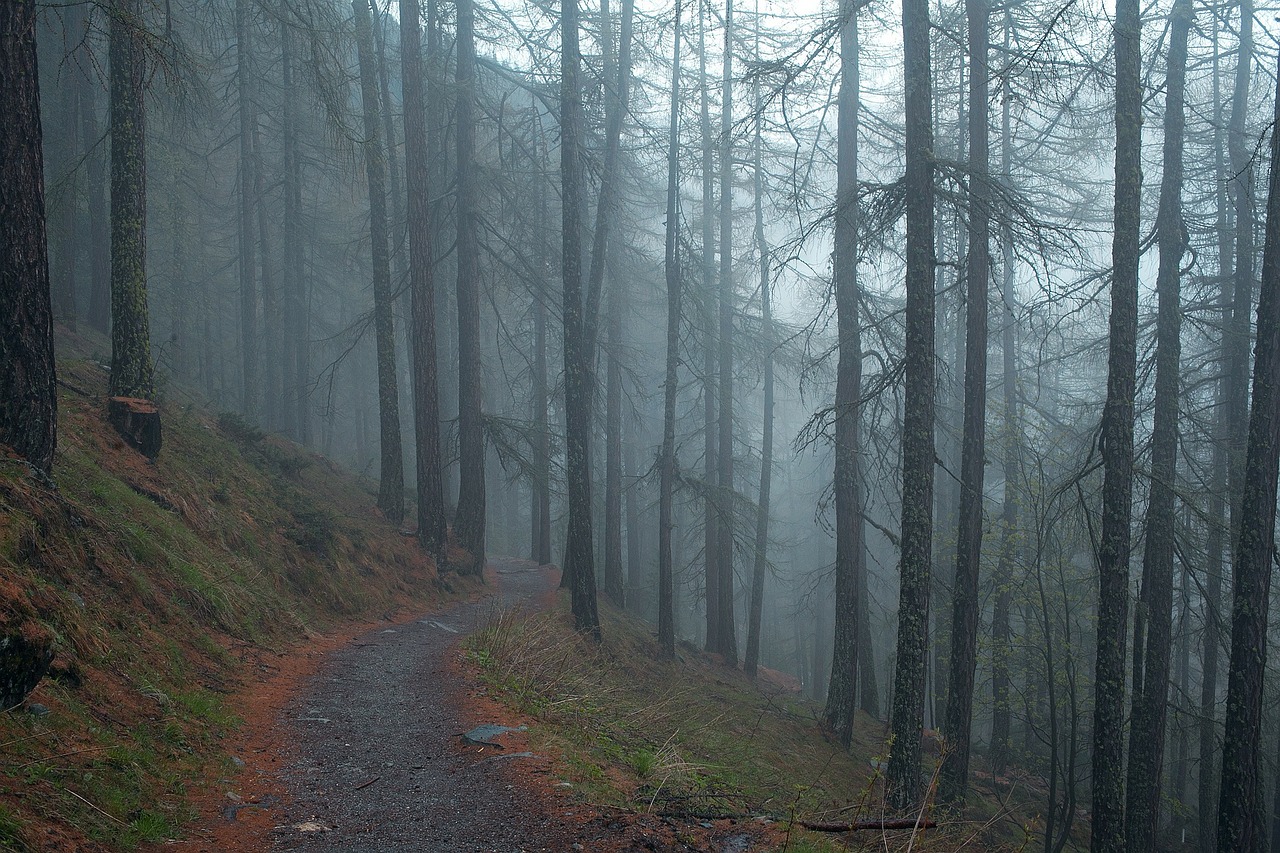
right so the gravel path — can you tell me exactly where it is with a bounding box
[265,558,572,852]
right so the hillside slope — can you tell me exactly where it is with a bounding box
[0,337,468,851]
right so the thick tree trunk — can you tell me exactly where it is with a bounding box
[1217,57,1280,853]
[0,0,57,473]
[452,0,484,569]
[939,0,989,803]
[825,0,863,745]
[1090,0,1141,844]
[108,0,153,404]
[561,0,600,636]
[280,21,308,444]
[657,0,683,658]
[885,0,935,810]
[400,0,446,553]
[1123,0,1189,844]
[353,0,405,524]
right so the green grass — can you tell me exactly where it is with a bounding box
[467,599,1064,853]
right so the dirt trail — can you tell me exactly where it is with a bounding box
[188,558,575,852]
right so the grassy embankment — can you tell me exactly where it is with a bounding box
[468,593,1082,853]
[0,331,466,850]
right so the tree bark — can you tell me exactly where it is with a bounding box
[0,0,57,473]
[885,0,935,810]
[714,0,738,666]
[236,0,259,420]
[353,0,405,524]
[561,0,600,636]
[825,0,863,746]
[698,0,720,653]
[939,0,989,803]
[1123,0,1188,844]
[657,0,683,659]
[452,0,484,569]
[108,0,153,405]
[744,54,772,678]
[400,0,446,553]
[596,0,636,610]
[1089,0,1141,843]
[1217,55,1280,853]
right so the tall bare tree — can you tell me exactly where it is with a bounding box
[885,0,936,810]
[1090,0,1141,843]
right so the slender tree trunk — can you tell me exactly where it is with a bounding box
[531,168,552,565]
[1124,0,1188,844]
[252,115,279,429]
[452,0,484,569]
[657,0,683,658]
[596,0,636,609]
[81,27,110,335]
[280,20,307,444]
[1217,57,1280,853]
[52,5,81,331]
[400,0,445,552]
[0,0,57,473]
[561,0,600,636]
[1200,24,1231,849]
[698,0,720,652]
[825,0,863,745]
[353,0,405,524]
[714,0,738,666]
[236,0,259,420]
[744,53,772,677]
[939,0,989,803]
[990,16,1016,768]
[885,0,935,809]
[1090,0,1141,842]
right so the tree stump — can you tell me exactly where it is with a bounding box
[107,396,162,459]
[0,632,53,710]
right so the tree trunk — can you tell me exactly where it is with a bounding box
[597,0,636,609]
[108,0,153,405]
[1090,0,1141,843]
[531,167,552,565]
[81,30,110,336]
[939,0,989,803]
[400,0,446,553]
[280,20,308,444]
[885,0,935,810]
[560,0,600,636]
[1124,0,1188,844]
[1217,56,1280,853]
[657,0,683,658]
[236,0,259,420]
[452,0,484,569]
[0,0,57,473]
[353,0,405,525]
[714,0,738,667]
[825,0,863,745]
[698,0,720,653]
[990,14,1016,770]
[52,4,81,331]
[744,58,772,678]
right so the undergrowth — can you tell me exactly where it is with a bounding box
[0,330,465,851]
[467,596,1066,853]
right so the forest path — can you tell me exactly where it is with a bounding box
[181,557,578,852]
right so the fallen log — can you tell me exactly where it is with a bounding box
[799,818,938,832]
